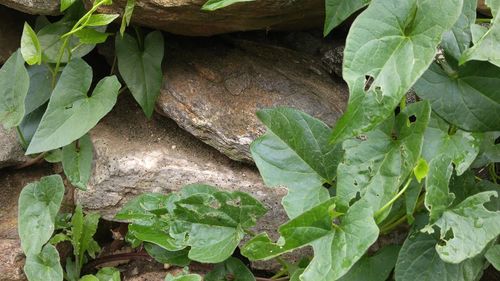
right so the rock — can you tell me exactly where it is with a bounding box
[0,127,29,169]
[90,0,324,36]
[156,37,348,162]
[0,239,25,281]
[0,5,24,64]
[0,0,59,15]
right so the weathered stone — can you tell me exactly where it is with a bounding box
[0,5,24,64]
[0,127,29,169]
[156,37,348,162]
[0,0,59,15]
[90,0,324,36]
[0,239,26,281]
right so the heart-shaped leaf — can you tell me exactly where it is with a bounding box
[24,244,64,281]
[0,50,29,128]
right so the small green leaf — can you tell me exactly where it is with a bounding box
[75,28,110,44]
[441,0,477,60]
[324,0,370,36]
[18,175,65,256]
[71,205,101,268]
[95,267,121,281]
[62,134,94,190]
[49,233,71,245]
[80,275,99,281]
[413,158,429,183]
[71,205,84,257]
[202,0,254,11]
[115,31,164,118]
[26,58,120,154]
[330,0,463,142]
[485,244,500,271]
[86,14,120,27]
[205,257,255,281]
[144,243,190,267]
[424,156,455,223]
[24,244,64,281]
[0,50,29,128]
[338,245,400,281]
[165,273,202,281]
[21,22,42,65]
[120,0,135,36]
[61,0,77,12]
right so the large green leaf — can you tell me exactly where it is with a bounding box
[21,22,42,65]
[242,198,379,281]
[324,0,370,36]
[336,101,431,215]
[425,191,500,263]
[460,0,500,67]
[337,245,400,281]
[24,64,52,115]
[18,175,65,256]
[395,231,485,281]
[24,244,64,281]
[441,0,477,60]
[414,59,500,132]
[251,108,341,218]
[205,257,255,281]
[144,243,190,267]
[62,134,93,190]
[26,58,120,154]
[330,0,463,142]
[115,31,164,118]
[202,0,254,11]
[0,50,29,128]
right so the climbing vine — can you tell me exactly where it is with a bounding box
[0,0,498,280]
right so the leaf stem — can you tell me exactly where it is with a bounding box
[16,126,28,149]
[374,177,413,221]
[61,0,110,39]
[476,18,491,24]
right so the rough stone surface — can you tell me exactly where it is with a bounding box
[0,127,29,169]
[89,0,323,36]
[0,5,25,64]
[0,0,59,15]
[156,37,348,162]
[0,239,26,281]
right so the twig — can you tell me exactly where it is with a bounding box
[82,251,151,273]
[15,152,46,169]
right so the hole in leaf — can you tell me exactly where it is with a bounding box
[395,106,401,115]
[323,182,332,189]
[364,75,374,92]
[408,115,417,123]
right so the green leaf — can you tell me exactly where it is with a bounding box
[26,58,120,154]
[129,221,186,251]
[336,101,431,215]
[24,244,64,281]
[21,22,42,65]
[18,175,65,256]
[120,0,135,36]
[425,191,500,263]
[414,59,500,132]
[144,243,190,267]
[164,273,202,281]
[413,158,429,183]
[202,0,254,11]
[0,50,29,128]
[80,276,99,281]
[251,108,341,218]
[71,205,101,268]
[441,0,477,60]
[49,233,71,245]
[24,64,52,115]
[330,0,463,142]
[86,14,120,27]
[115,31,164,118]
[205,257,255,281]
[242,198,379,281]
[62,134,94,190]
[45,149,63,163]
[460,0,500,67]
[404,181,423,224]
[71,205,84,257]
[395,230,486,281]
[485,244,500,271]
[95,267,121,281]
[115,193,170,222]
[61,0,77,12]
[472,132,500,167]
[75,28,110,44]
[424,156,455,223]
[324,0,370,36]
[337,245,400,281]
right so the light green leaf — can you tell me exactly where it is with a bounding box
[21,22,42,65]
[485,244,500,271]
[95,267,121,281]
[115,193,170,222]
[45,149,63,163]
[414,59,500,132]
[426,191,500,263]
[115,31,164,118]
[460,0,500,67]
[186,224,243,263]
[324,0,369,36]
[413,158,429,183]
[337,245,400,281]
[144,243,190,267]
[62,134,93,190]
[471,24,488,44]
[331,0,463,142]
[165,273,202,281]
[336,101,431,215]
[49,233,71,245]
[441,0,477,60]
[71,205,84,257]
[80,275,99,281]
[120,0,135,36]
[242,198,379,281]
[75,28,110,44]
[61,0,77,12]
[26,58,120,154]
[24,244,63,281]
[425,156,455,223]
[251,108,341,218]
[202,0,254,11]
[18,175,65,256]
[0,50,29,128]
[24,64,52,115]
[128,221,186,251]
[71,205,100,268]
[205,257,255,281]
[86,14,120,27]
[395,230,486,281]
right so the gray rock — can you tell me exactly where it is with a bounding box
[156,38,349,163]
[0,239,25,281]
[0,0,59,15]
[0,127,29,169]
[0,5,24,64]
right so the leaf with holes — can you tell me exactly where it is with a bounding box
[251,108,341,218]
[424,156,455,223]
[62,134,93,190]
[330,0,462,142]
[324,0,370,36]
[26,58,120,154]
[0,50,29,128]
[202,0,254,11]
[115,31,164,118]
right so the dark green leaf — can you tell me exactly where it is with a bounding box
[0,50,29,128]
[205,257,255,281]
[18,175,65,256]
[115,31,164,118]
[86,14,119,27]
[95,267,121,281]
[21,22,42,65]
[202,0,254,11]
[24,64,52,115]
[324,0,369,36]
[330,0,462,142]
[120,0,135,36]
[26,58,120,154]
[338,245,400,281]
[404,181,423,224]
[441,0,477,60]
[485,244,500,271]
[144,243,190,267]
[24,244,63,281]
[129,221,186,251]
[62,134,93,190]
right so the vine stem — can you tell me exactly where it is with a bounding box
[374,177,413,222]
[16,126,28,149]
